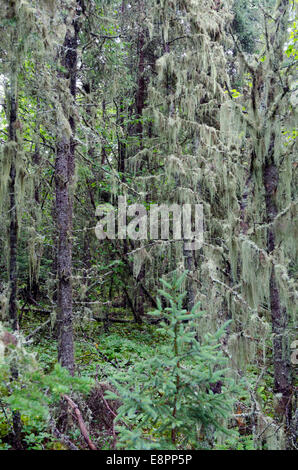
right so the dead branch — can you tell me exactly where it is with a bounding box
[25,319,51,341]
[63,395,97,450]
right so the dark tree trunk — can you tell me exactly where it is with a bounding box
[55,7,80,375]
[183,245,195,312]
[133,15,147,320]
[118,98,126,174]
[263,149,292,428]
[29,97,42,300]
[8,90,22,450]
[55,135,75,375]
[135,29,145,141]
[8,99,18,332]
[135,264,145,324]
[6,17,22,447]
[101,98,107,164]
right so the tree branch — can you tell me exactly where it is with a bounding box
[63,395,97,450]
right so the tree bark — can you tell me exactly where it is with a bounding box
[135,27,145,140]
[8,85,18,333]
[6,13,22,449]
[263,156,292,426]
[55,4,81,375]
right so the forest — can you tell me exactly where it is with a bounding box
[0,0,297,452]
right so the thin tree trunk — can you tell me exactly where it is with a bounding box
[7,18,22,449]
[8,91,22,451]
[118,98,126,174]
[8,90,18,333]
[133,9,147,320]
[183,245,195,312]
[136,27,145,140]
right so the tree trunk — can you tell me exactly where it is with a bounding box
[136,28,145,141]
[55,5,80,375]
[6,18,22,449]
[8,88,18,332]
[263,157,292,427]
[118,98,126,174]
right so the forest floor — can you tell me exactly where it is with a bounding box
[0,306,277,451]
[1,309,174,450]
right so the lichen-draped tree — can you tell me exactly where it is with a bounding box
[74,0,160,323]
[6,15,19,334]
[0,0,38,330]
[54,1,83,375]
[126,0,296,449]
[67,0,130,324]
[225,0,297,448]
[120,0,151,321]
[0,0,59,448]
[0,0,80,376]
[131,0,239,317]
[0,0,23,450]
